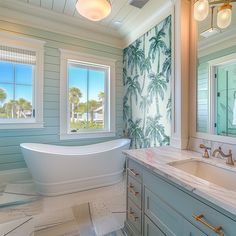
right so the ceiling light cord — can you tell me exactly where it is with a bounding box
[210,6,215,29]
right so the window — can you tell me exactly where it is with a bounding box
[0,33,45,129]
[60,50,116,140]
[68,61,108,131]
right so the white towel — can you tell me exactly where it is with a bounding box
[233,98,236,125]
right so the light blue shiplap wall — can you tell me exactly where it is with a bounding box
[0,21,123,171]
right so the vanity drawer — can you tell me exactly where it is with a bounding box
[127,159,142,183]
[127,198,142,233]
[144,215,166,236]
[143,170,236,236]
[125,221,141,236]
[128,175,142,208]
[144,187,184,236]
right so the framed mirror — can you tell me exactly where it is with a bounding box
[195,0,236,139]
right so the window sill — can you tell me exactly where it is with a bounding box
[0,122,44,129]
[60,131,116,140]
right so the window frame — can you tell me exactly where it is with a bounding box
[60,49,116,140]
[0,32,45,129]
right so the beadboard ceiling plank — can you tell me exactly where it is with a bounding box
[52,0,66,13]
[41,0,53,10]
[101,0,128,25]
[28,0,40,7]
[64,0,77,16]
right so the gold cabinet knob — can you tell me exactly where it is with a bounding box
[129,208,139,222]
[128,168,139,177]
[128,184,139,196]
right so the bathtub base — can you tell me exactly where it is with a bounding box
[34,170,124,196]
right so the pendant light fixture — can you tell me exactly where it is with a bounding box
[193,0,235,29]
[217,3,232,29]
[76,0,111,22]
[194,0,209,21]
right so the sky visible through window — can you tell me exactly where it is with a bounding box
[68,65,105,102]
[0,60,106,123]
[0,62,105,105]
[0,61,33,103]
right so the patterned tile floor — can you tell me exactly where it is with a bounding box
[0,176,126,236]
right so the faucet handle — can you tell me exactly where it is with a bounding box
[226,149,234,166]
[199,144,211,158]
[199,144,211,150]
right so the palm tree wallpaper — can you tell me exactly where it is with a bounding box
[123,15,171,148]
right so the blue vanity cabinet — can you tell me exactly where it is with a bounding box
[144,215,166,236]
[144,187,185,235]
[144,187,207,236]
[128,175,142,207]
[125,157,236,236]
[143,168,236,236]
[125,159,143,236]
[184,220,207,236]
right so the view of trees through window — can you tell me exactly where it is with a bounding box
[0,62,34,119]
[68,62,107,131]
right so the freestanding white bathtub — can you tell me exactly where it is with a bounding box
[20,139,130,196]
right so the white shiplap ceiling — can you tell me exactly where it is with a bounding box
[0,0,172,47]
[17,0,139,30]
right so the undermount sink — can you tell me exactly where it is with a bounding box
[168,159,236,191]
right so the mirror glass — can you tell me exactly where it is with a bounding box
[196,2,236,137]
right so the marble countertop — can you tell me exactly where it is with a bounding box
[123,146,236,218]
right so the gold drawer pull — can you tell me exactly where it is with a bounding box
[129,210,139,222]
[128,184,139,196]
[128,168,139,177]
[192,214,224,236]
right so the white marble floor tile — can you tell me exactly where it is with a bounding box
[0,177,126,236]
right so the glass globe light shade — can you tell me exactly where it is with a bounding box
[76,0,111,22]
[217,4,232,29]
[194,0,209,21]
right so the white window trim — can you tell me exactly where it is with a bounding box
[59,49,116,140]
[0,32,45,129]
[207,53,236,134]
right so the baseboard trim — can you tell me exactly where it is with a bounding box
[0,168,31,183]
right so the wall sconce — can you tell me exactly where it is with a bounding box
[194,0,235,29]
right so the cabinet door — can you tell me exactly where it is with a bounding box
[144,216,166,236]
[144,188,184,236]
[184,220,207,236]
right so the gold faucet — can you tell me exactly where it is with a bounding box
[199,144,211,158]
[212,147,234,166]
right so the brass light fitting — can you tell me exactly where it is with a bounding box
[194,0,235,29]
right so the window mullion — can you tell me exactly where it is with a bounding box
[87,68,89,129]
[13,63,16,119]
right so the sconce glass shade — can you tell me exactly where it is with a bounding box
[217,4,232,29]
[194,0,209,21]
[76,0,111,22]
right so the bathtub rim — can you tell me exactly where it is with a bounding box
[20,138,131,156]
